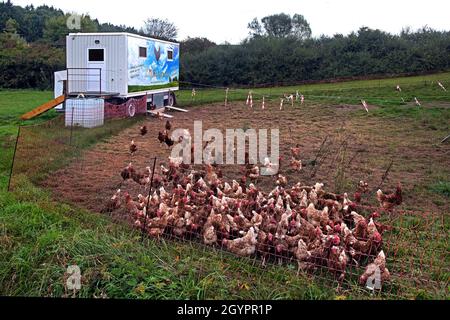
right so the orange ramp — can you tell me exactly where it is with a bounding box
[20,95,66,120]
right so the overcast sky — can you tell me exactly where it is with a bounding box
[12,0,450,43]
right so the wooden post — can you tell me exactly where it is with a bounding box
[225,88,229,106]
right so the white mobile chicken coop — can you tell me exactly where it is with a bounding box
[51,32,180,127]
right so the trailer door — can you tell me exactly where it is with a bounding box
[87,48,106,93]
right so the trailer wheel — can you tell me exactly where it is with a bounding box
[128,102,136,117]
[168,92,176,107]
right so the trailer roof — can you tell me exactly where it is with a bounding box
[67,32,179,45]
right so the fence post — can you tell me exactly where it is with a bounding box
[69,105,75,146]
[7,126,21,192]
[225,88,229,106]
[141,157,158,241]
[375,159,394,192]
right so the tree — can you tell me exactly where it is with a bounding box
[291,14,311,40]
[4,17,18,34]
[43,15,68,44]
[142,18,177,40]
[98,22,138,33]
[1,17,26,48]
[43,14,98,46]
[181,37,216,55]
[248,13,312,40]
[261,13,292,38]
[0,2,136,43]
[247,17,263,37]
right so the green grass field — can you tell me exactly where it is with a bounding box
[0,90,55,189]
[176,72,450,108]
[0,73,449,299]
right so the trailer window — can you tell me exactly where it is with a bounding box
[167,49,173,61]
[139,47,147,58]
[88,49,104,62]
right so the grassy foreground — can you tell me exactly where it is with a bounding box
[0,177,333,299]
[0,90,54,189]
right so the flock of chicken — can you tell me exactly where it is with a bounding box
[104,122,403,289]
